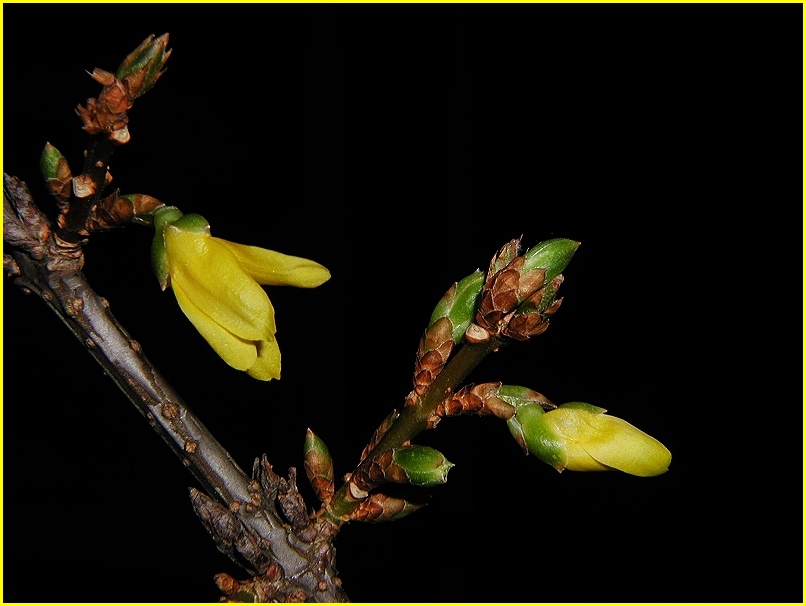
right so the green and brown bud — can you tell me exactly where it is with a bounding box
[358,446,454,489]
[507,400,671,477]
[349,493,424,523]
[407,271,485,405]
[389,446,454,487]
[304,429,335,504]
[116,33,171,99]
[39,142,72,206]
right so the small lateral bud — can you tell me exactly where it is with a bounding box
[40,142,72,204]
[388,445,454,487]
[304,428,335,504]
[350,493,425,523]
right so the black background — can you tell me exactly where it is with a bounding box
[3,3,802,603]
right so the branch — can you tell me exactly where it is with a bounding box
[7,89,349,603]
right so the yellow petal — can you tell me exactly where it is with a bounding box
[548,408,671,477]
[563,442,611,472]
[216,239,331,288]
[247,337,282,381]
[166,227,276,339]
[172,279,257,371]
[580,415,671,477]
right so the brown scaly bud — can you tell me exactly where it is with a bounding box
[276,467,309,529]
[502,275,564,341]
[304,429,335,505]
[85,192,165,231]
[76,69,132,143]
[358,409,400,463]
[475,255,531,333]
[255,454,282,503]
[429,382,519,428]
[349,493,425,523]
[405,316,454,406]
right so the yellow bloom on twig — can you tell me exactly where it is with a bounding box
[151,207,330,381]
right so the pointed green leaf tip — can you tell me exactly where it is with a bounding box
[522,238,581,281]
[391,446,454,487]
[304,428,334,478]
[116,33,171,98]
[39,142,66,180]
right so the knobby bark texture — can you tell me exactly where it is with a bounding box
[4,174,349,602]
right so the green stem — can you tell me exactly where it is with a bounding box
[325,337,502,521]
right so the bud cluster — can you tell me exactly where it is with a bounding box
[469,237,579,343]
[75,34,170,143]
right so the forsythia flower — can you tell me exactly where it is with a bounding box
[151,206,330,381]
[507,401,671,477]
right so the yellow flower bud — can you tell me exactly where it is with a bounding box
[508,400,671,477]
[544,403,671,477]
[153,208,330,381]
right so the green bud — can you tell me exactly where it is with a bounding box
[429,270,485,343]
[304,429,334,482]
[39,142,68,181]
[116,33,171,98]
[304,429,335,504]
[151,206,184,290]
[39,142,73,202]
[390,446,454,487]
[522,238,580,282]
